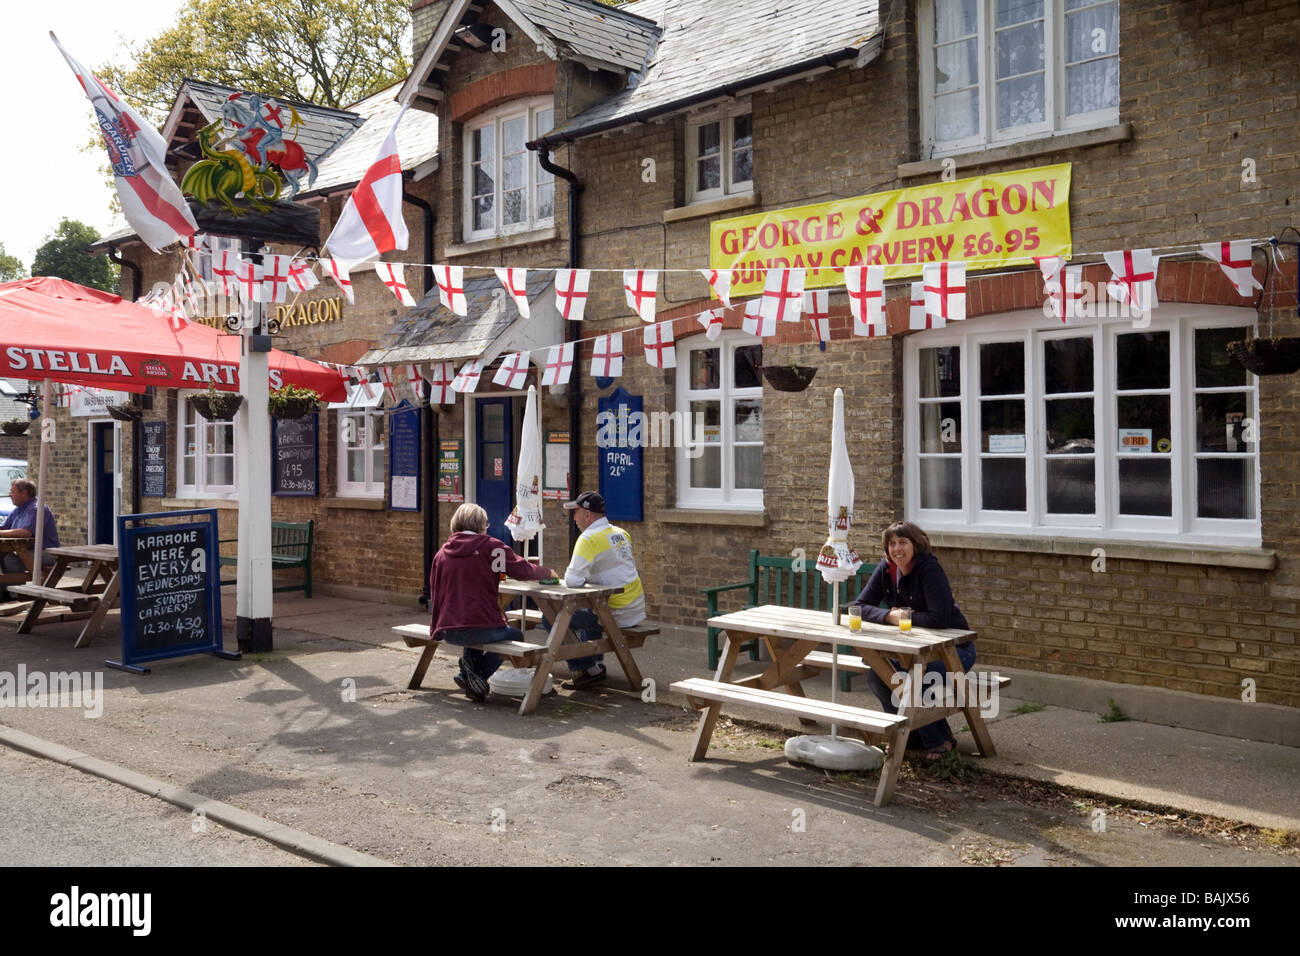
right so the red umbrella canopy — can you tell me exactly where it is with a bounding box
[0,276,345,400]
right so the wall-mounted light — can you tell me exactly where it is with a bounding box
[454,21,499,52]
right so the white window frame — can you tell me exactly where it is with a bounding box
[675,331,764,510]
[918,0,1120,158]
[176,391,239,499]
[685,101,754,203]
[904,305,1261,546]
[462,97,555,242]
[336,406,386,498]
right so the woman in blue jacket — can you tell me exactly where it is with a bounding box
[851,521,975,761]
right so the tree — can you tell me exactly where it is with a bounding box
[0,243,25,283]
[100,0,413,124]
[31,219,119,293]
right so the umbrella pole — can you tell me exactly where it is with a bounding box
[831,586,840,739]
[32,378,52,581]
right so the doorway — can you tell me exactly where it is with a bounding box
[475,397,515,543]
[88,420,120,546]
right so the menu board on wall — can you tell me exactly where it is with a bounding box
[272,415,318,496]
[142,421,166,498]
[388,400,420,511]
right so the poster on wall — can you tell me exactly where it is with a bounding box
[543,431,570,501]
[438,439,464,503]
[272,415,318,496]
[388,400,420,511]
[142,421,166,498]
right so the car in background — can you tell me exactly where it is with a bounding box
[0,459,28,520]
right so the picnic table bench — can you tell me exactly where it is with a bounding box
[8,544,122,648]
[219,520,314,596]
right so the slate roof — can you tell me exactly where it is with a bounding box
[535,0,882,143]
[306,83,439,195]
[0,379,34,426]
[358,270,554,366]
[513,0,660,72]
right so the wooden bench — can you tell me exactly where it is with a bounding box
[219,520,314,597]
[670,677,912,806]
[802,650,1011,696]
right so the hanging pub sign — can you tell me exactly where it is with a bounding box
[597,387,643,522]
[108,509,240,674]
[388,400,420,511]
[711,162,1073,294]
[272,414,318,496]
[438,439,464,503]
[142,421,166,498]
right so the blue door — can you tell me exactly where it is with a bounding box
[476,398,514,543]
[91,422,116,545]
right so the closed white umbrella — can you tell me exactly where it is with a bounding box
[504,384,545,558]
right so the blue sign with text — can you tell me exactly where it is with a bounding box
[597,387,643,522]
[388,400,421,512]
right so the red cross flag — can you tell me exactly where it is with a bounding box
[351,366,376,399]
[261,254,293,304]
[213,250,240,299]
[405,364,424,402]
[184,234,208,254]
[376,262,416,306]
[845,265,885,336]
[700,268,735,309]
[1200,241,1261,297]
[436,265,467,315]
[1034,256,1065,285]
[541,343,575,386]
[168,291,188,331]
[923,261,967,323]
[323,259,355,305]
[643,321,677,369]
[697,307,725,342]
[493,351,530,389]
[494,267,530,318]
[288,258,319,293]
[742,299,774,338]
[324,111,408,268]
[452,359,483,394]
[590,333,624,378]
[907,281,934,330]
[181,272,203,314]
[235,258,261,303]
[1104,249,1158,313]
[760,268,805,325]
[428,362,457,404]
[52,34,199,252]
[1045,265,1084,323]
[624,269,659,323]
[377,365,398,401]
[555,269,591,321]
[804,291,830,343]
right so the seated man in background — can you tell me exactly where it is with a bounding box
[0,479,61,600]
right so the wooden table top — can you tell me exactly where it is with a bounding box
[708,604,976,655]
[499,578,625,601]
[45,544,120,563]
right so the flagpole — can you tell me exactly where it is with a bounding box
[32,378,52,581]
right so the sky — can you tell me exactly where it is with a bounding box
[4,1,187,268]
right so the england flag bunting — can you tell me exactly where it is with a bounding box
[184,234,208,254]
[376,262,416,306]
[590,333,624,378]
[377,366,397,401]
[288,258,319,293]
[804,290,830,343]
[699,268,734,309]
[907,281,935,330]
[428,362,457,404]
[436,265,467,315]
[404,364,424,403]
[232,257,262,303]
[759,268,804,325]
[493,351,530,389]
[643,321,676,369]
[171,274,190,316]
[213,250,240,299]
[1045,265,1085,323]
[351,366,375,399]
[923,261,967,322]
[741,299,774,338]
[555,269,590,321]
[845,265,885,336]
[1200,241,1261,297]
[1104,249,1158,313]
[323,110,408,267]
[323,259,355,305]
[261,254,293,304]
[623,269,658,322]
[452,359,483,394]
[541,343,575,386]
[494,267,529,318]
[697,307,725,342]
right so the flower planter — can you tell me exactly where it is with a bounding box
[761,364,818,392]
[106,404,142,422]
[191,394,245,421]
[0,422,29,436]
[1226,337,1300,376]
[269,397,318,419]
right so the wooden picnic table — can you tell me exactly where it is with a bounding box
[671,605,1005,806]
[9,544,121,648]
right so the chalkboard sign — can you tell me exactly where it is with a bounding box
[388,400,420,511]
[109,509,238,674]
[272,414,318,496]
[142,421,166,498]
[598,387,643,522]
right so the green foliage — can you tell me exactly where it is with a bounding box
[267,384,322,416]
[0,242,26,283]
[1012,702,1046,715]
[99,0,413,125]
[1100,698,1129,723]
[30,219,119,292]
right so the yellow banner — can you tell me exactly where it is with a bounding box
[710,163,1072,296]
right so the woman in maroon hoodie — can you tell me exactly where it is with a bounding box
[429,503,555,702]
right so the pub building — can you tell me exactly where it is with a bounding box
[66,0,1299,729]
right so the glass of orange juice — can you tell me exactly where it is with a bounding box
[898,607,913,632]
[848,605,862,632]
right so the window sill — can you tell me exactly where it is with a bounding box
[326,497,386,510]
[898,123,1133,179]
[927,530,1275,571]
[164,497,239,510]
[663,192,761,224]
[445,226,559,258]
[660,508,767,527]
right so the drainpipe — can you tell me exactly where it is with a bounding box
[403,189,437,605]
[107,244,144,519]
[107,244,141,300]
[533,147,584,552]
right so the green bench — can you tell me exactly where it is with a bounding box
[219,520,314,597]
[700,548,880,688]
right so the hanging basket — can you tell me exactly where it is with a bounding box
[761,364,818,392]
[1226,337,1300,376]
[191,393,245,421]
[269,397,319,419]
[0,421,29,436]
[105,404,142,423]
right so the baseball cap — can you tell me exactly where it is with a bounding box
[563,491,606,514]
